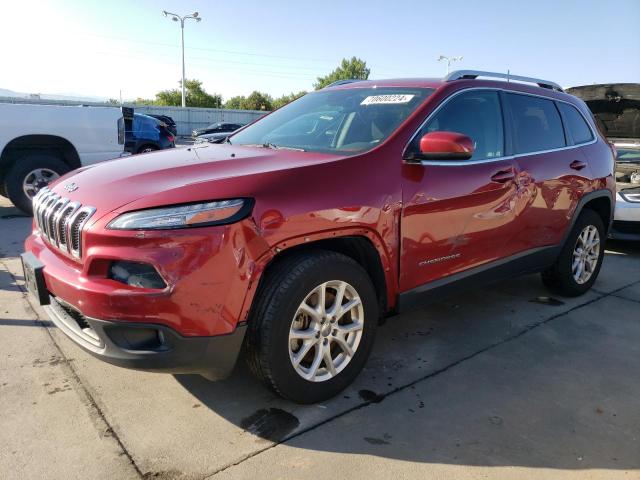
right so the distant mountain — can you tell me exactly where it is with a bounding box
[0,87,107,102]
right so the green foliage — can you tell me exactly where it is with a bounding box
[242,91,274,111]
[224,91,274,111]
[272,91,307,110]
[313,57,370,90]
[155,79,222,108]
[224,96,245,110]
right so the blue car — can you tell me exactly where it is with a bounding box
[125,114,176,154]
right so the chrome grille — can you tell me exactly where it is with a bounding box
[32,187,96,259]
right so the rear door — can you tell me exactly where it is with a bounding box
[504,93,593,252]
[400,89,520,291]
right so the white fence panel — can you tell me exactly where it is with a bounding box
[0,97,268,137]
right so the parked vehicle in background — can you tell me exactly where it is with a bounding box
[193,131,230,144]
[568,84,640,240]
[147,114,178,136]
[192,122,244,138]
[125,113,175,154]
[0,103,130,213]
[23,71,615,404]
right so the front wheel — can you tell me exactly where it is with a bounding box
[542,208,606,297]
[245,251,378,404]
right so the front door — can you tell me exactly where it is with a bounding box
[399,89,520,292]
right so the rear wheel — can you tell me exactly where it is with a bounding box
[542,209,605,296]
[245,251,378,403]
[3,153,70,214]
[137,145,158,154]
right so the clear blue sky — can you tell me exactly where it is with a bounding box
[2,0,639,100]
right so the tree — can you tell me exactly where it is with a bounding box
[224,91,273,110]
[155,79,222,108]
[241,91,273,111]
[272,91,307,110]
[224,96,245,110]
[314,57,370,90]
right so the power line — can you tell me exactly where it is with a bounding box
[81,32,338,65]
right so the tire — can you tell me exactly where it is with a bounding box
[541,208,605,297]
[3,153,70,215]
[245,250,378,404]
[137,145,158,154]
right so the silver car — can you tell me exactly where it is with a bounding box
[612,142,640,239]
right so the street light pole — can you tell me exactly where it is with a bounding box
[162,10,202,107]
[437,55,463,75]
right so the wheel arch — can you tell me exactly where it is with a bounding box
[562,189,614,247]
[243,230,397,324]
[0,134,81,176]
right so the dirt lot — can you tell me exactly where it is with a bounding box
[1,196,639,480]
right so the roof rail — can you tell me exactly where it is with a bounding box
[324,79,366,88]
[445,70,563,92]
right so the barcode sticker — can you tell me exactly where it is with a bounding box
[361,94,415,105]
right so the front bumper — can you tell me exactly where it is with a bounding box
[23,211,268,377]
[610,192,640,240]
[44,294,246,380]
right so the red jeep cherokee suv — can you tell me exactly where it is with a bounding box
[22,71,615,403]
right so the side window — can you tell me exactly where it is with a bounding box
[558,103,594,145]
[413,90,504,161]
[507,94,565,154]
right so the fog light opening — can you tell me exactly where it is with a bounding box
[108,261,167,289]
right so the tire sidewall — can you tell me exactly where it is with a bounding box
[264,258,378,403]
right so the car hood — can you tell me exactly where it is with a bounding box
[567,83,640,140]
[50,145,343,217]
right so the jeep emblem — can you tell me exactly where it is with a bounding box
[64,182,78,192]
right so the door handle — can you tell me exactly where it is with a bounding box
[570,160,587,171]
[491,169,515,183]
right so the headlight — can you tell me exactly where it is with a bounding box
[107,199,250,230]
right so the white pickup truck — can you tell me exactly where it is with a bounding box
[0,103,131,213]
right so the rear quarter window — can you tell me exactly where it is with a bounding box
[507,93,566,154]
[558,102,594,145]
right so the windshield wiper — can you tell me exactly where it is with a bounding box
[263,142,306,151]
[241,143,306,152]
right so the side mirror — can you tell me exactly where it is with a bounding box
[412,131,474,161]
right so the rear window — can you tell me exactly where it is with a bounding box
[558,103,594,145]
[507,93,566,154]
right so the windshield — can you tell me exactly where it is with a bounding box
[229,87,434,154]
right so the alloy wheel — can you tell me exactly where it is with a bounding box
[572,225,600,284]
[288,280,364,382]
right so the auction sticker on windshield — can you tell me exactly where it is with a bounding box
[361,94,415,105]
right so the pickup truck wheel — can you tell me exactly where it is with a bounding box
[4,154,70,214]
[541,209,605,297]
[245,251,378,403]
